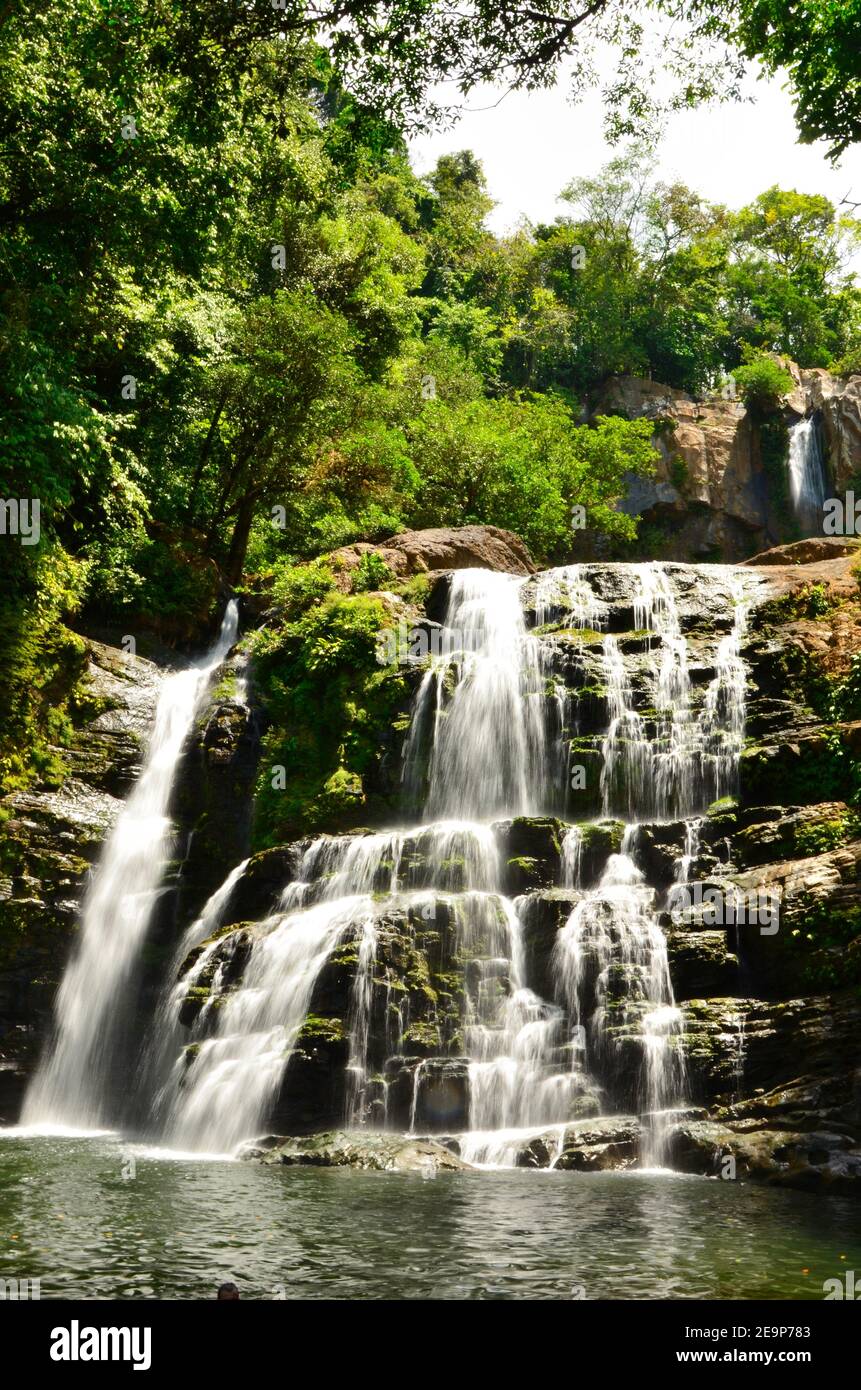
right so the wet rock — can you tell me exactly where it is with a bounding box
[518,890,581,1000]
[667,1117,861,1191]
[243,1129,471,1172]
[170,676,262,917]
[681,994,861,1109]
[383,1057,470,1133]
[224,845,302,923]
[554,1115,642,1171]
[495,817,564,893]
[667,931,738,1000]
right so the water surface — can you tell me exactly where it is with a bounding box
[1,1133,858,1300]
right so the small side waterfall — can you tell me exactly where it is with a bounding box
[788,416,829,537]
[23,602,240,1130]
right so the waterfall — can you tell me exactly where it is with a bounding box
[164,894,374,1151]
[788,417,829,537]
[554,827,684,1166]
[23,602,240,1130]
[32,563,758,1166]
[145,857,250,1113]
[410,569,549,820]
[561,826,584,888]
[456,893,582,1166]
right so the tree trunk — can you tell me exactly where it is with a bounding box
[224,491,259,586]
[185,392,227,527]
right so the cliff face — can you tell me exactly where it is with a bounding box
[595,368,861,561]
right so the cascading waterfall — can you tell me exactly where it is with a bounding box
[788,416,829,537]
[23,602,240,1130]
[33,561,756,1167]
[164,893,376,1152]
[412,569,549,820]
[560,825,584,889]
[554,827,684,1166]
[144,856,250,1109]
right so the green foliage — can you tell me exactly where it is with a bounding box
[270,561,337,621]
[669,456,689,492]
[788,898,861,992]
[762,582,836,626]
[830,650,861,722]
[251,592,409,842]
[732,355,795,410]
[404,397,656,560]
[0,546,90,794]
[2,1,859,799]
[794,815,861,858]
[352,552,396,592]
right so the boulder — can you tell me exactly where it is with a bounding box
[330,525,536,581]
[667,1117,861,1191]
[554,1115,642,1171]
[744,538,861,566]
[242,1129,471,1173]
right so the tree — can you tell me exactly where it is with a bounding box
[202,291,360,584]
[725,189,861,365]
[241,2,861,156]
[404,395,657,558]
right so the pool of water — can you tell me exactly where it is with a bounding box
[1,1132,859,1300]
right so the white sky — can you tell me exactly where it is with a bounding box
[409,59,861,264]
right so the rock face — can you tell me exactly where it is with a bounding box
[597,375,765,560]
[802,369,861,491]
[0,641,160,1118]
[593,368,861,562]
[330,525,536,581]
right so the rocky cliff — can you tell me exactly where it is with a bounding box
[596,367,861,561]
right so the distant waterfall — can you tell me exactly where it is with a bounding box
[23,602,240,1130]
[788,417,829,537]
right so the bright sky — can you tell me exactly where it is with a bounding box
[409,58,861,258]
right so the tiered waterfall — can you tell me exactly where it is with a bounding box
[26,564,756,1166]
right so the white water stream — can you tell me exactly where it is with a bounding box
[787,416,829,537]
[24,603,240,1128]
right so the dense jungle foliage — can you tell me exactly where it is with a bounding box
[2,0,861,792]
